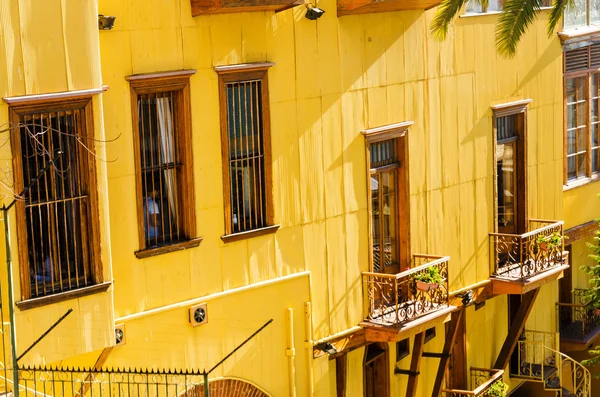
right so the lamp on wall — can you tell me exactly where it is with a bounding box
[456,290,474,306]
[316,342,337,355]
[305,3,325,20]
[98,15,116,30]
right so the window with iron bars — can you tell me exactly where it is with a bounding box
[9,97,101,299]
[216,64,275,240]
[128,71,198,257]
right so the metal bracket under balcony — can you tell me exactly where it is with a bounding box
[557,289,600,351]
[489,219,569,295]
[361,254,457,342]
[337,0,442,16]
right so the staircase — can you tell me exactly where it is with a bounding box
[511,330,591,397]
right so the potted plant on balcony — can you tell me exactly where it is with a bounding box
[487,380,509,397]
[536,231,565,252]
[414,266,444,292]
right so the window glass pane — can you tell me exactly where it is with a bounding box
[465,0,502,13]
[370,140,397,167]
[593,148,599,173]
[380,171,397,269]
[578,153,587,177]
[578,127,588,151]
[20,110,92,298]
[371,175,381,271]
[138,92,182,247]
[567,155,577,180]
[496,142,516,229]
[226,80,266,234]
[592,0,600,24]
[566,78,576,103]
[567,129,577,155]
[565,0,588,28]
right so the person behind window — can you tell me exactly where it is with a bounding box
[143,174,161,242]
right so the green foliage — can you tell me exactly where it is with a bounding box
[486,380,509,397]
[431,0,575,57]
[580,218,600,376]
[414,266,443,285]
[536,231,566,251]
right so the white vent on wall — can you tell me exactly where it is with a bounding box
[189,303,208,327]
[115,323,126,346]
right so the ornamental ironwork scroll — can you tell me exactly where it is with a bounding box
[557,288,600,340]
[362,255,449,327]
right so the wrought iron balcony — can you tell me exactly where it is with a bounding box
[511,330,591,397]
[441,368,505,397]
[362,255,453,339]
[557,289,600,351]
[489,219,568,294]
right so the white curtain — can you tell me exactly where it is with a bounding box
[156,98,177,221]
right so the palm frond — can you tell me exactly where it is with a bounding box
[495,0,542,58]
[430,0,472,41]
[548,0,575,37]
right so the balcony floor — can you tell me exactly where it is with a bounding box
[491,264,569,295]
[362,305,456,342]
[560,321,600,351]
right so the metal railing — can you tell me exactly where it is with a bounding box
[14,366,204,397]
[362,254,449,327]
[489,219,565,281]
[441,368,505,396]
[512,330,591,397]
[557,289,600,340]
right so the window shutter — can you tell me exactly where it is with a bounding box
[565,47,589,72]
[591,43,600,69]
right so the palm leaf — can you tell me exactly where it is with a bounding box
[496,0,542,58]
[431,0,472,40]
[548,0,574,36]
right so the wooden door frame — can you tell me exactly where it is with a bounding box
[362,122,412,273]
[363,342,390,397]
[492,100,531,235]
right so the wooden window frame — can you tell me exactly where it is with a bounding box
[7,94,103,302]
[127,70,200,258]
[215,63,278,243]
[563,61,600,187]
[362,121,412,273]
[492,100,531,234]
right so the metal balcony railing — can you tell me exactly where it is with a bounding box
[362,254,449,327]
[489,219,565,281]
[557,289,600,341]
[512,330,591,397]
[440,368,505,396]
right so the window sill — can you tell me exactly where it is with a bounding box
[563,174,600,191]
[558,26,600,44]
[221,225,280,243]
[16,281,112,311]
[135,237,203,259]
[460,7,551,18]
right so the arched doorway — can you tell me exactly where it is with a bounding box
[363,343,390,397]
[185,377,270,397]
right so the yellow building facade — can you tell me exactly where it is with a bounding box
[0,0,597,396]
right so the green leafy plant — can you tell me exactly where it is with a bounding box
[414,266,443,285]
[536,231,566,251]
[486,380,509,397]
[581,217,600,377]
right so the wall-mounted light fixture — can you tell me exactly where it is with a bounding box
[456,290,474,306]
[98,15,116,30]
[316,341,337,355]
[305,3,325,20]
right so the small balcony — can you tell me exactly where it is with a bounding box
[337,0,443,16]
[361,254,455,342]
[441,368,505,396]
[557,289,600,351]
[489,219,569,295]
[190,0,303,16]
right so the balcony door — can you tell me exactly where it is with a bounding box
[494,104,528,235]
[363,123,411,275]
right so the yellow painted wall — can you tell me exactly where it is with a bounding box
[0,0,114,365]
[94,0,566,395]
